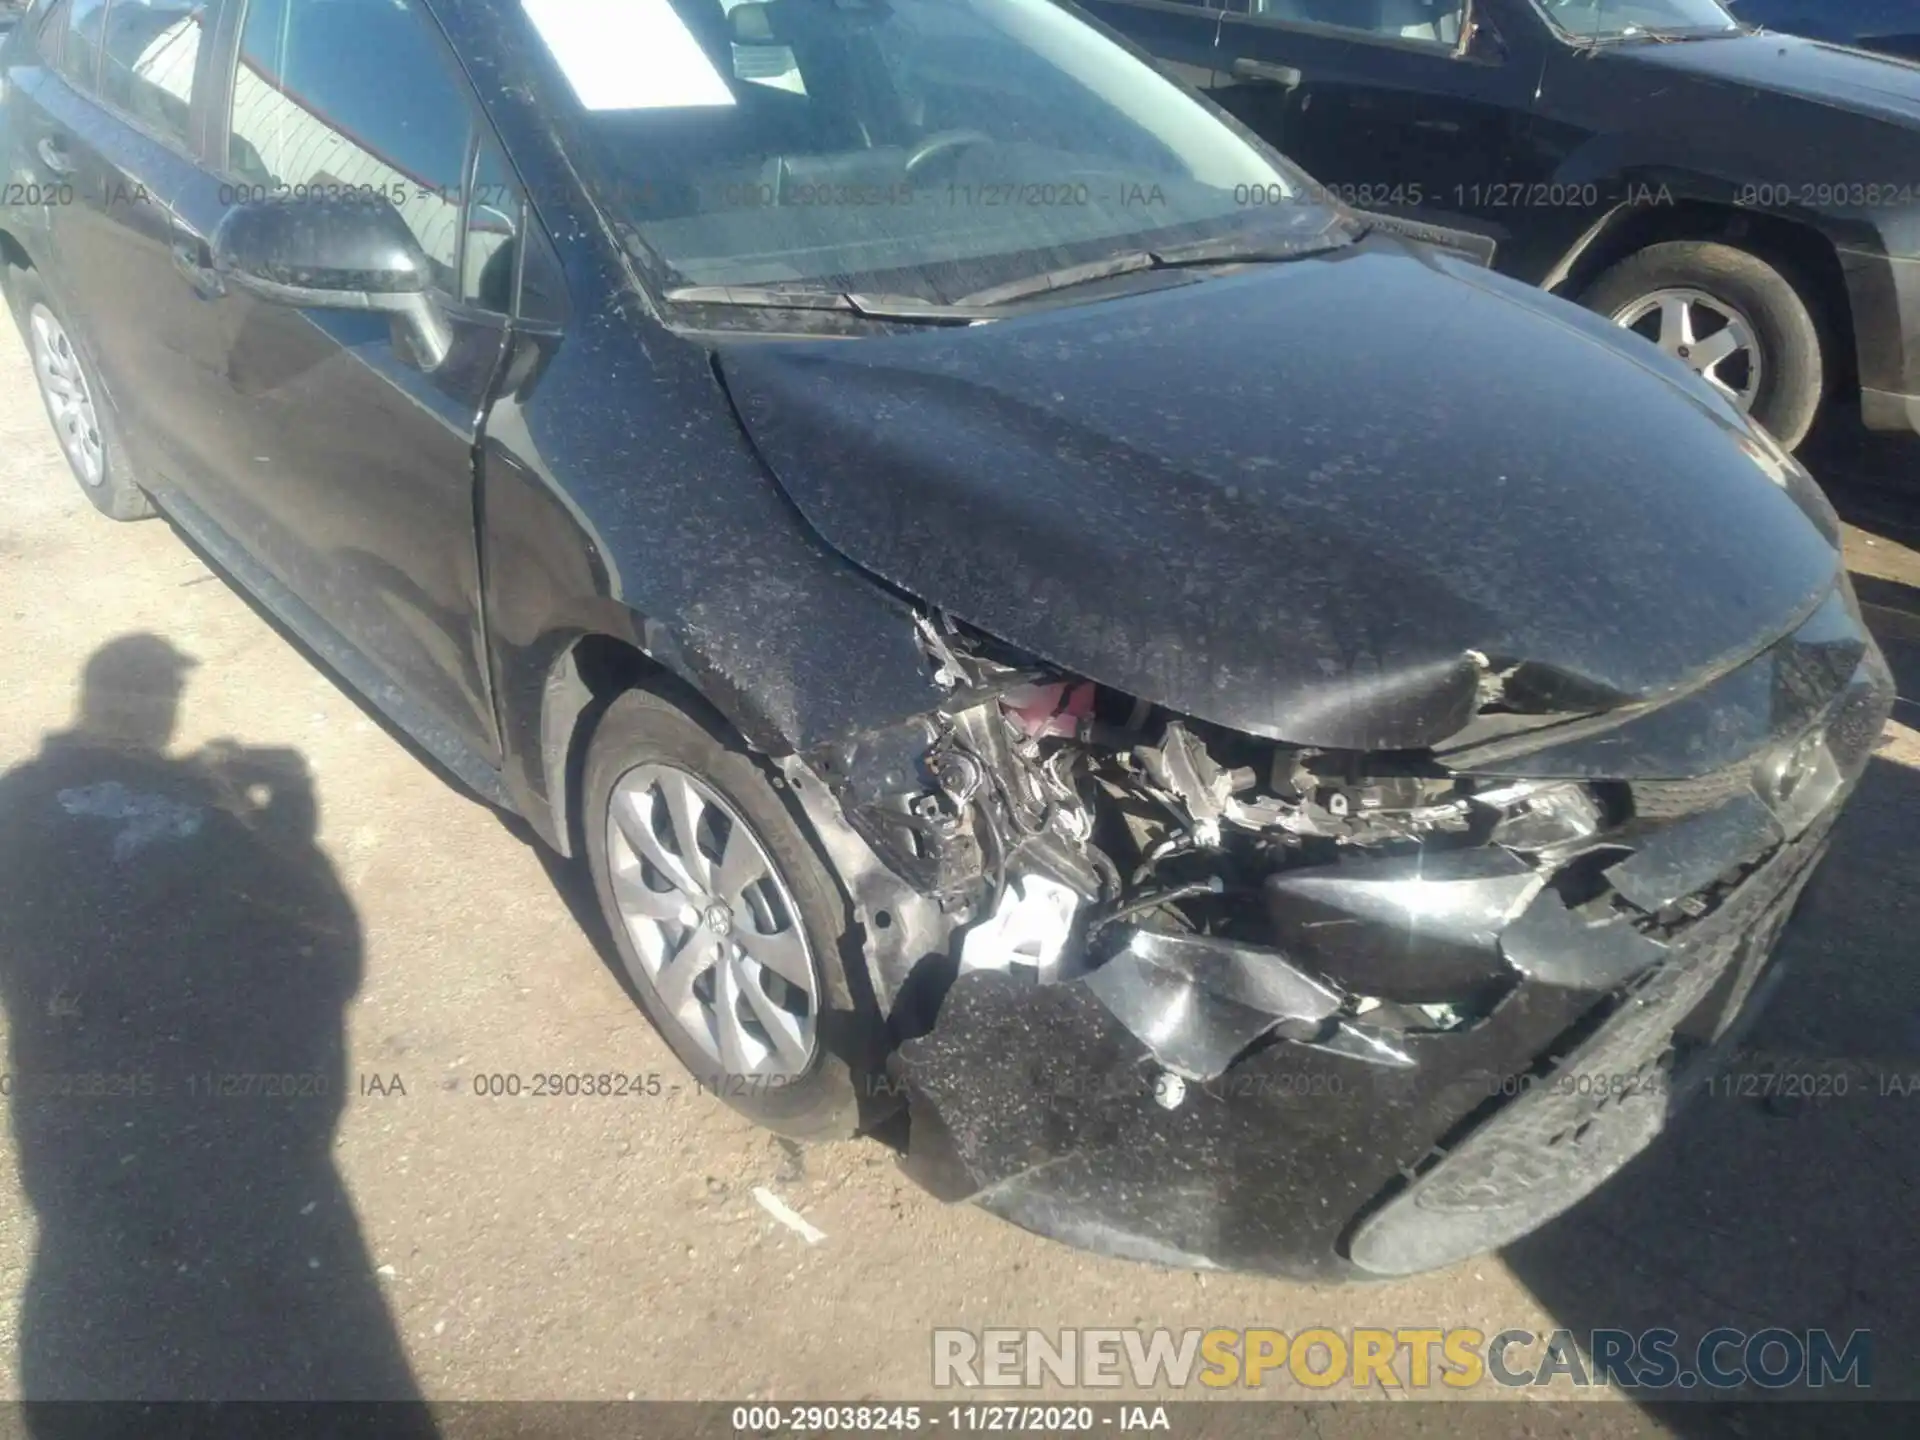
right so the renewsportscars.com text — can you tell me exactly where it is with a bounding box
[932,1326,1871,1391]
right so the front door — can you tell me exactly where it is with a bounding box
[1211,0,1546,253]
[181,0,513,764]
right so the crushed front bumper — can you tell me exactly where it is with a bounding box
[888,620,1894,1279]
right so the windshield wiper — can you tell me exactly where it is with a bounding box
[663,284,999,325]
[668,227,1347,320]
[1582,25,1741,44]
[951,231,1343,309]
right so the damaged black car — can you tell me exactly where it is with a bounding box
[0,0,1894,1279]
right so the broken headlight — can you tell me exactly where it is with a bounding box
[1474,779,1606,854]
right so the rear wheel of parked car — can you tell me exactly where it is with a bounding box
[1583,240,1825,450]
[581,684,869,1140]
[3,265,152,520]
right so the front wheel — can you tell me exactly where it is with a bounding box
[1583,240,1825,450]
[4,265,152,520]
[581,685,874,1139]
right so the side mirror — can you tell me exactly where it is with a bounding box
[211,194,453,369]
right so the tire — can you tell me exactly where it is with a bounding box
[1582,240,1825,450]
[4,264,152,520]
[581,684,875,1140]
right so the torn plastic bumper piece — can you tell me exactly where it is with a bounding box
[888,964,1613,1276]
[1265,848,1545,1002]
[888,815,1835,1277]
[1347,819,1833,1276]
[1603,792,1783,916]
[1497,891,1668,992]
[880,638,1893,1277]
[1079,927,1343,1082]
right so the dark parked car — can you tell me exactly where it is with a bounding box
[1729,0,1920,60]
[0,0,1893,1279]
[1091,0,1920,451]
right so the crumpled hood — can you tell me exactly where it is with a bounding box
[717,237,1841,750]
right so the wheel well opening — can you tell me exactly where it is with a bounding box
[0,227,30,277]
[572,633,663,704]
[548,634,778,860]
[1556,201,1856,391]
[553,634,668,856]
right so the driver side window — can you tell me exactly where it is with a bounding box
[227,0,473,291]
[1247,0,1468,46]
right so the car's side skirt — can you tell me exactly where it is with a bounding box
[147,478,519,815]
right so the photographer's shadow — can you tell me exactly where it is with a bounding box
[0,635,429,1416]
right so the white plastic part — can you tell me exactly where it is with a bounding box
[958,874,1082,982]
[751,1186,826,1245]
[521,0,736,111]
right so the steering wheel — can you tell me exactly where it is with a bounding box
[903,129,993,181]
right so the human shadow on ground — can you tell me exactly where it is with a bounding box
[0,635,435,1433]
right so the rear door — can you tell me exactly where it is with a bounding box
[10,0,217,469]
[180,0,514,764]
[1211,0,1545,247]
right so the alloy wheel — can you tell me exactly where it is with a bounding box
[1611,287,1763,412]
[27,304,105,487]
[605,762,820,1079]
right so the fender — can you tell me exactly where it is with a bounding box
[1535,155,1862,300]
[1537,143,1755,291]
[479,407,947,855]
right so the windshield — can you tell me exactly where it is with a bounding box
[1537,0,1740,39]
[560,0,1334,299]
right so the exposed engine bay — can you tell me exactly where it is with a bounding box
[787,597,1885,1096]
[768,595,1889,1275]
[693,210,1892,1277]
[795,612,1627,1077]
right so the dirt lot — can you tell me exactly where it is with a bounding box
[0,314,1915,1424]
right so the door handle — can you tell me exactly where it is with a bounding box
[36,136,76,176]
[171,234,225,299]
[1413,118,1464,134]
[1231,57,1303,90]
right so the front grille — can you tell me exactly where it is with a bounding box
[1628,765,1753,821]
[1347,821,1828,1277]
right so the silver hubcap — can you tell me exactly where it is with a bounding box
[28,304,105,487]
[1612,288,1763,412]
[605,763,819,1080]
